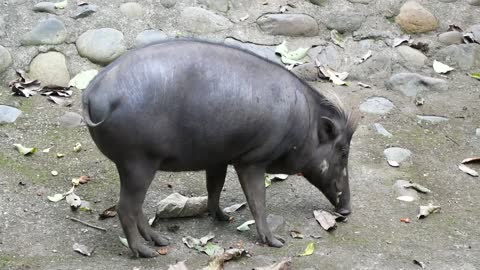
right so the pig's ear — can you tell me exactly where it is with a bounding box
[318,117,338,142]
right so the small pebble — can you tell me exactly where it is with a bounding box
[51,170,58,176]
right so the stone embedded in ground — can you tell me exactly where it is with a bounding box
[324,13,366,33]
[28,52,70,87]
[468,0,480,5]
[374,123,393,137]
[384,147,411,163]
[360,97,395,114]
[349,50,393,81]
[396,45,427,68]
[160,0,176,8]
[0,105,22,124]
[435,44,480,70]
[416,115,448,123]
[198,0,229,12]
[309,0,327,6]
[20,18,67,46]
[395,1,438,33]
[393,180,419,201]
[178,7,233,34]
[120,2,144,18]
[76,28,127,65]
[33,2,57,14]
[439,0,457,2]
[0,45,12,73]
[267,214,285,233]
[292,63,318,81]
[257,14,318,37]
[58,112,83,128]
[71,4,98,19]
[135,30,168,48]
[315,45,342,71]
[438,31,464,45]
[347,0,373,3]
[476,128,480,137]
[386,73,448,97]
[223,38,279,63]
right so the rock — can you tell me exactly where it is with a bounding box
[476,128,480,137]
[160,0,176,8]
[360,97,394,114]
[28,52,70,87]
[33,2,57,14]
[198,0,229,12]
[70,4,97,19]
[135,30,168,48]
[435,44,480,70]
[76,28,127,65]
[324,14,366,33]
[58,112,83,128]
[438,31,464,45]
[349,50,392,81]
[224,38,279,63]
[396,45,427,68]
[416,115,448,123]
[267,214,285,233]
[20,18,67,46]
[467,0,480,5]
[393,180,419,201]
[0,105,22,124]
[395,1,438,33]
[257,14,318,37]
[384,147,411,163]
[178,7,233,34]
[309,0,327,5]
[438,0,457,2]
[374,123,393,137]
[348,0,374,3]
[292,63,318,81]
[466,24,480,41]
[315,45,342,71]
[0,45,12,73]
[120,2,144,18]
[386,73,448,97]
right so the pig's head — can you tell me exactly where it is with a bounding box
[302,115,357,216]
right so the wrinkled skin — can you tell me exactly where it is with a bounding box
[82,40,356,258]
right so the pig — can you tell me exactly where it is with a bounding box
[82,40,358,258]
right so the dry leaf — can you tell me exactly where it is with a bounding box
[356,50,372,64]
[458,164,479,177]
[79,175,91,184]
[400,218,411,223]
[387,160,400,167]
[413,260,426,269]
[204,248,247,270]
[357,82,371,88]
[236,220,255,231]
[330,30,345,48]
[317,65,349,86]
[403,182,431,193]
[158,247,168,255]
[417,203,441,219]
[447,24,463,32]
[99,205,117,219]
[48,96,72,106]
[168,261,188,270]
[256,258,291,270]
[313,210,337,231]
[73,243,94,256]
[396,195,415,202]
[290,230,304,239]
[9,70,42,97]
[433,60,454,74]
[392,36,410,47]
[461,157,480,164]
[223,202,246,213]
[41,85,72,97]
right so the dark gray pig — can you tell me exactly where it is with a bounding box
[82,40,358,258]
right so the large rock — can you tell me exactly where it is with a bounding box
[20,18,67,45]
[395,1,438,33]
[386,73,447,97]
[324,14,366,33]
[198,0,229,12]
[434,44,480,70]
[438,31,464,45]
[0,45,12,73]
[28,52,70,87]
[33,2,57,14]
[315,45,342,71]
[360,97,395,114]
[178,7,233,33]
[135,30,168,48]
[257,14,318,37]
[396,45,427,68]
[120,2,144,18]
[224,38,279,63]
[0,105,22,124]
[76,28,127,65]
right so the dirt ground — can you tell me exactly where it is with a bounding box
[1,0,480,269]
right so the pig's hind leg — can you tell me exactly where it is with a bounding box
[116,159,168,258]
[206,165,231,221]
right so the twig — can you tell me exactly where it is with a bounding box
[66,216,107,232]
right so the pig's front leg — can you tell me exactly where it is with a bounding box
[234,164,283,248]
[206,165,230,221]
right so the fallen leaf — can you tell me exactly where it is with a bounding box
[463,32,477,44]
[447,24,463,32]
[48,193,65,202]
[458,164,479,177]
[156,192,208,218]
[9,70,42,97]
[73,142,82,152]
[168,261,188,270]
[417,203,441,219]
[41,85,72,97]
[236,220,255,231]
[79,175,91,184]
[72,178,80,186]
[392,35,410,47]
[330,30,345,48]
[356,50,372,64]
[223,202,246,213]
[183,234,223,256]
[48,96,72,106]
[200,242,224,257]
[387,160,400,167]
[413,259,426,269]
[433,60,454,74]
[299,242,314,257]
[410,42,429,53]
[148,216,156,226]
[119,236,129,247]
[57,153,65,158]
[313,210,337,231]
[290,230,304,239]
[255,258,292,270]
[275,40,311,65]
[400,218,411,223]
[200,232,215,246]
[415,96,425,106]
[77,0,88,6]
[461,157,480,164]
[403,182,431,193]
[51,170,58,176]
[13,144,36,155]
[396,195,415,202]
[69,70,98,90]
[99,205,117,219]
[79,200,92,212]
[265,174,289,182]
[357,82,371,88]
[73,243,94,256]
[239,14,249,21]
[265,177,272,188]
[54,0,68,9]
[469,73,480,80]
[204,248,247,270]
[182,236,201,249]
[66,192,82,210]
[279,5,288,13]
[317,65,349,86]
[158,247,168,255]
[42,148,51,153]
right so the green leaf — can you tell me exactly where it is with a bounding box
[469,73,480,80]
[13,144,36,155]
[54,0,68,9]
[199,242,224,257]
[69,70,98,90]
[275,40,310,65]
[265,177,272,188]
[299,242,315,256]
[236,220,255,232]
[119,236,129,248]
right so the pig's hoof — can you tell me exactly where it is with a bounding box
[151,233,169,247]
[134,244,160,258]
[267,237,284,248]
[211,209,231,222]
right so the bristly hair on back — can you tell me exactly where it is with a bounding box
[318,88,359,138]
